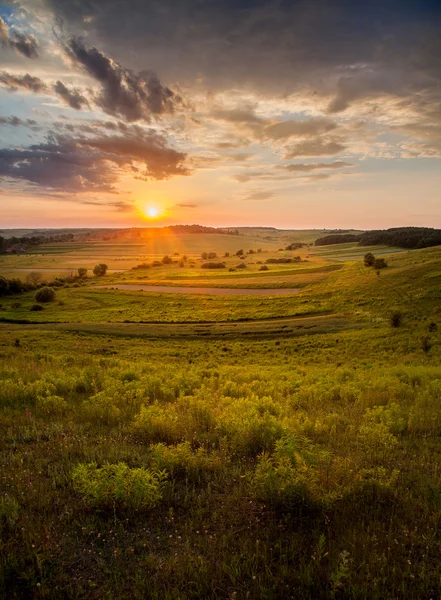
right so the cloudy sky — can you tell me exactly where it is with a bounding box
[0,0,440,229]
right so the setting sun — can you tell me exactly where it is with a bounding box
[145,206,160,219]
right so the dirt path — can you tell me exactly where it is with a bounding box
[96,284,302,296]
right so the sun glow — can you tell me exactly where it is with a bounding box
[145,205,160,219]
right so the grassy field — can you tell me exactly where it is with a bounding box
[1,235,441,599]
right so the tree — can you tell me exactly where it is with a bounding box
[201,252,208,260]
[373,258,387,270]
[0,276,9,297]
[93,264,108,277]
[35,286,55,303]
[161,255,173,264]
[78,268,88,278]
[236,249,244,256]
[364,253,375,267]
[26,272,43,287]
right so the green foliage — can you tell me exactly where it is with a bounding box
[1,241,441,599]
[30,303,44,311]
[0,496,19,526]
[390,311,403,327]
[72,462,167,509]
[93,263,108,276]
[364,252,375,267]
[36,394,68,416]
[35,286,55,303]
[373,257,387,270]
[421,335,432,353]
[200,262,226,269]
[149,442,222,480]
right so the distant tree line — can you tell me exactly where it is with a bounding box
[314,234,361,246]
[0,233,75,253]
[315,227,441,249]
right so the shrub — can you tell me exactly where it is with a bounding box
[420,336,432,353]
[93,264,108,277]
[82,392,121,425]
[409,382,441,435]
[162,255,173,264]
[249,452,319,513]
[36,394,68,416]
[35,286,55,303]
[77,268,88,278]
[265,257,298,264]
[133,404,181,443]
[0,496,19,526]
[373,258,387,270]
[72,462,167,509]
[208,252,217,259]
[236,263,247,269]
[358,421,398,461]
[390,311,403,328]
[364,253,375,267]
[259,265,269,271]
[201,262,226,269]
[0,277,9,297]
[30,304,44,311]
[149,442,222,480]
[26,272,43,286]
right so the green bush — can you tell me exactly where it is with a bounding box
[133,404,181,443]
[93,263,108,277]
[249,452,319,513]
[72,462,167,509]
[82,392,122,425]
[149,442,222,480]
[35,286,55,303]
[373,257,387,270]
[0,496,19,526]
[200,262,226,269]
[36,394,68,416]
[390,311,403,328]
[363,253,375,267]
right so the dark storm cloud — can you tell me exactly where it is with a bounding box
[64,37,183,121]
[0,16,39,58]
[43,0,441,99]
[0,127,189,193]
[53,80,90,110]
[0,71,48,93]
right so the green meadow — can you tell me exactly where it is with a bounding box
[1,233,441,599]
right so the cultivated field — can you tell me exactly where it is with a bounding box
[1,232,441,599]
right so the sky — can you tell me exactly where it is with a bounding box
[0,0,440,229]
